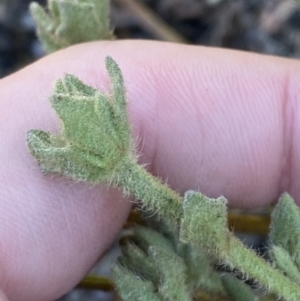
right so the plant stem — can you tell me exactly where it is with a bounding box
[115,157,183,226]
[222,236,300,301]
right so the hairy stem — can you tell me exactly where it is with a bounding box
[222,236,300,301]
[115,157,183,226]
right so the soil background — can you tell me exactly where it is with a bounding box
[1,0,300,78]
[1,0,300,300]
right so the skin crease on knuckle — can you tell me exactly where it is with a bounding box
[0,40,300,300]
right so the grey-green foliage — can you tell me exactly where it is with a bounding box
[114,191,300,301]
[27,55,300,301]
[27,55,182,226]
[26,0,300,300]
[269,193,300,284]
[113,226,226,301]
[27,57,133,183]
[221,274,258,301]
[112,264,161,301]
[269,246,300,284]
[178,191,300,301]
[180,245,225,294]
[119,243,159,285]
[30,0,114,53]
[180,191,229,253]
[149,246,191,301]
[269,193,300,269]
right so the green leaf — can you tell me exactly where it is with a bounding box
[270,245,300,284]
[179,190,229,253]
[119,243,159,285]
[112,264,162,301]
[181,245,225,295]
[134,226,175,254]
[30,2,68,52]
[221,274,258,301]
[149,246,192,301]
[30,0,114,53]
[26,129,106,180]
[269,193,300,268]
[27,57,133,183]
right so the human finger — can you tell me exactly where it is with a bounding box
[1,40,299,300]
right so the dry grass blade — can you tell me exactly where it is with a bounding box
[114,0,189,43]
